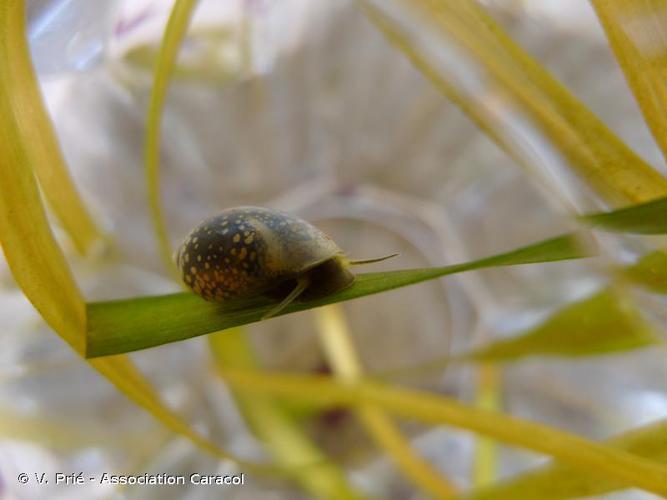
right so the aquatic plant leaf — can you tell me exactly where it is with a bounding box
[364,0,667,205]
[216,369,667,497]
[462,418,667,499]
[86,233,590,357]
[0,0,103,254]
[0,0,87,355]
[580,194,667,234]
[145,0,199,275]
[592,0,667,165]
[462,290,659,362]
[473,364,501,487]
[623,250,667,293]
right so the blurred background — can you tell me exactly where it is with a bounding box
[2,0,667,498]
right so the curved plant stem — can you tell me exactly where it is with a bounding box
[144,0,199,277]
[0,0,104,254]
[473,364,500,487]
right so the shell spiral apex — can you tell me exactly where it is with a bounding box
[176,206,396,319]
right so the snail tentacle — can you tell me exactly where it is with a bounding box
[348,253,399,266]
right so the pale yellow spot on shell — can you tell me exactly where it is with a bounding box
[197,255,202,262]
[205,262,210,269]
[184,253,190,262]
[190,266,197,274]
[233,233,241,243]
[244,235,254,244]
[239,248,247,260]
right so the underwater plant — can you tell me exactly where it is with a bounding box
[2,0,667,498]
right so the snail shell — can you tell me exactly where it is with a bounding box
[175,207,355,315]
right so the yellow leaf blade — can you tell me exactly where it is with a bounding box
[592,0,667,164]
[464,419,667,499]
[364,0,667,205]
[462,290,659,362]
[218,369,667,496]
[0,0,103,254]
[473,364,501,487]
[0,1,86,355]
[144,0,199,275]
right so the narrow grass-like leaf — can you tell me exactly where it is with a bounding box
[0,0,103,254]
[210,329,366,500]
[364,0,667,204]
[462,418,667,499]
[315,305,457,498]
[86,233,590,357]
[623,250,667,293]
[462,290,659,362]
[362,2,540,181]
[473,364,501,487]
[580,194,667,234]
[217,369,667,496]
[591,0,667,165]
[145,0,199,275]
[0,0,87,355]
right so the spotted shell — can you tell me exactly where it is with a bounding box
[175,206,354,303]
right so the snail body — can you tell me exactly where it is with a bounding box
[176,206,394,319]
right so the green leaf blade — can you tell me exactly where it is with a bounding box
[623,250,667,293]
[581,194,667,234]
[462,290,659,362]
[463,419,667,499]
[87,233,590,357]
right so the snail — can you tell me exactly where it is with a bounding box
[175,206,396,319]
